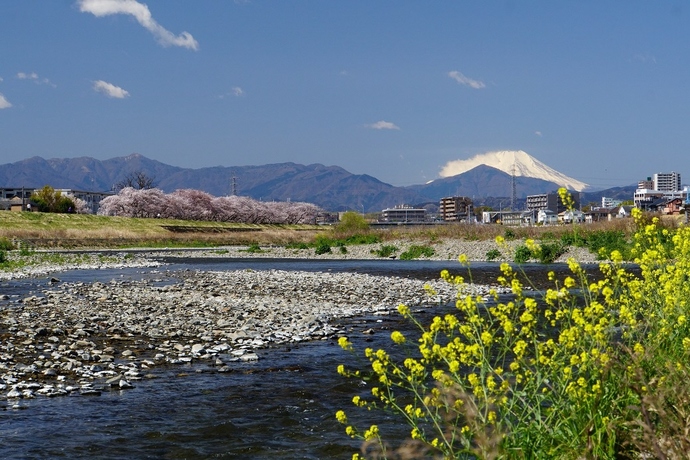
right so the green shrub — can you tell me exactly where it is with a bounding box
[586,230,631,260]
[504,228,516,240]
[339,246,348,254]
[399,245,434,260]
[372,245,398,258]
[513,244,533,263]
[0,238,14,251]
[245,243,263,253]
[536,242,566,264]
[485,248,501,261]
[560,232,587,247]
[314,243,331,255]
[0,250,6,264]
[335,211,369,234]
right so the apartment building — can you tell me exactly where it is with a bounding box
[634,172,685,209]
[653,172,682,192]
[439,196,473,222]
[526,191,581,214]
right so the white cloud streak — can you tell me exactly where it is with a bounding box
[17,72,39,80]
[232,86,244,96]
[78,0,199,50]
[0,93,11,109]
[93,80,130,98]
[448,70,485,89]
[366,120,400,130]
[16,72,56,87]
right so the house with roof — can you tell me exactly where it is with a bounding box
[537,209,558,225]
[616,205,634,218]
[559,209,585,224]
[585,207,617,223]
[662,198,684,216]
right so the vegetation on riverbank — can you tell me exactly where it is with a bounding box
[337,205,690,458]
[0,208,680,264]
[0,211,321,248]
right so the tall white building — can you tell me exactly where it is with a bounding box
[654,172,681,192]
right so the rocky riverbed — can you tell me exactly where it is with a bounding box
[0,238,599,404]
[0,265,511,404]
[144,238,601,264]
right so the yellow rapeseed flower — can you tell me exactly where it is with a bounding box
[338,336,353,351]
[391,330,406,344]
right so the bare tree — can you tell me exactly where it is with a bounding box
[114,171,157,191]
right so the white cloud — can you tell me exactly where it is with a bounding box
[93,80,130,98]
[17,72,39,80]
[0,93,11,109]
[448,70,485,89]
[535,131,542,137]
[16,72,57,87]
[78,0,199,50]
[366,120,400,130]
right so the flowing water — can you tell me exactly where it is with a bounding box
[0,259,602,459]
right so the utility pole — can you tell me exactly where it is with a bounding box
[230,171,237,196]
[511,156,517,211]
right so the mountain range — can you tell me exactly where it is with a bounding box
[0,152,636,212]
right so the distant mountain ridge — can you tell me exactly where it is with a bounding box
[0,153,628,212]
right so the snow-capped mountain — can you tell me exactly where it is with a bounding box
[439,150,588,191]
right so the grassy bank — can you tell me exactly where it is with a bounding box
[0,212,322,248]
[0,210,681,252]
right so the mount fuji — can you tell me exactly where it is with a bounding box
[439,150,588,191]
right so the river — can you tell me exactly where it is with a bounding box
[0,258,602,459]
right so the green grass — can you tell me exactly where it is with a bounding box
[0,211,322,249]
[399,244,435,260]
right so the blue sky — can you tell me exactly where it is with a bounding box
[1,1,688,189]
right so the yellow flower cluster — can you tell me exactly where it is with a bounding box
[336,209,690,458]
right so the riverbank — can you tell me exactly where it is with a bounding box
[148,238,601,264]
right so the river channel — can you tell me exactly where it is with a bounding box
[0,258,602,459]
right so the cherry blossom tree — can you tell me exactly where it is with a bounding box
[98,188,321,224]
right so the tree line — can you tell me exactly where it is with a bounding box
[98,187,321,224]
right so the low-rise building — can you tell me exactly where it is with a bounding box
[482,210,525,226]
[0,187,113,213]
[537,209,558,225]
[379,205,427,223]
[601,197,622,208]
